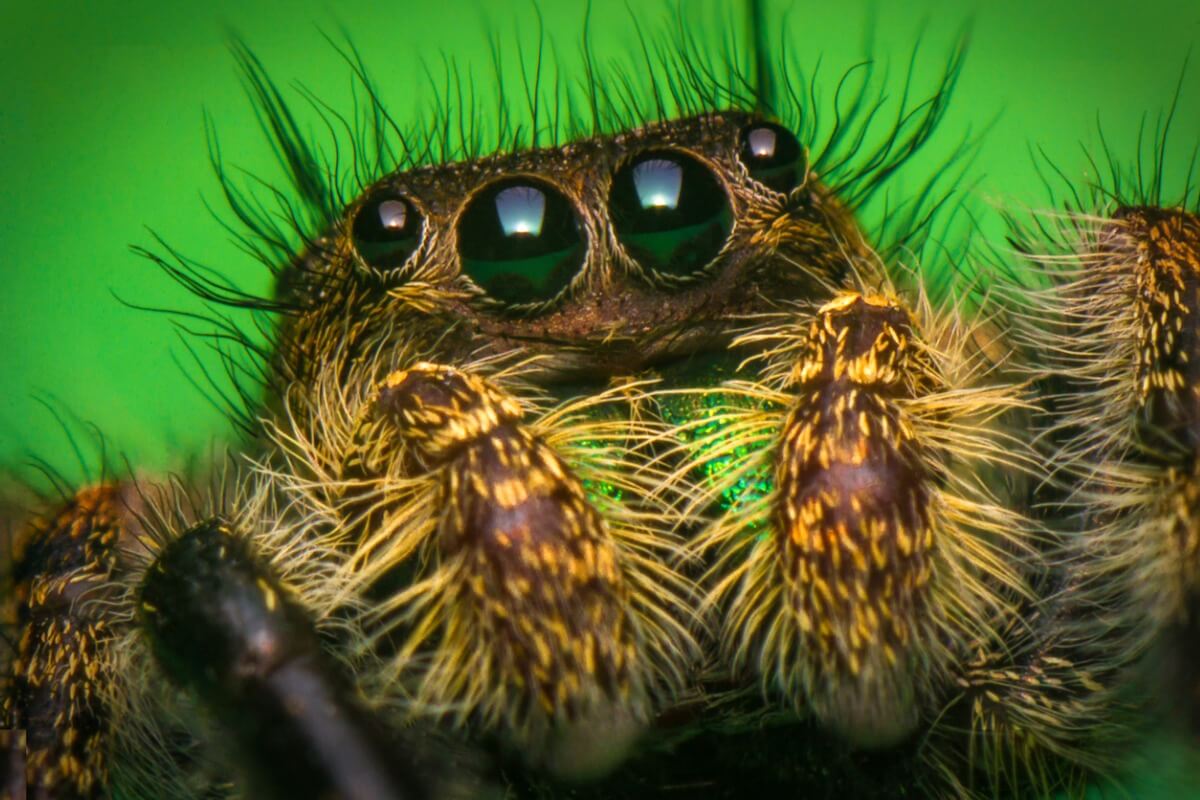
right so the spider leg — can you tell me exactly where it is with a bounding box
[1017,206,1200,633]
[956,204,1200,796]
[930,582,1131,798]
[3,483,139,800]
[353,361,696,776]
[137,517,428,800]
[689,289,1038,757]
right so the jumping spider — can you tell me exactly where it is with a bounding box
[4,4,1200,799]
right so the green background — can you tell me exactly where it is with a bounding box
[1,0,1198,795]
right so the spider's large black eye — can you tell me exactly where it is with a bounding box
[609,150,732,278]
[458,178,584,307]
[351,193,423,270]
[739,122,803,193]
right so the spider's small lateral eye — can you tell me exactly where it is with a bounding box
[609,150,732,278]
[458,178,585,308]
[739,122,804,193]
[351,193,423,270]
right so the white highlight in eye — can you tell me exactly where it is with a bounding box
[633,158,683,210]
[495,185,546,237]
[748,127,778,158]
[378,198,409,230]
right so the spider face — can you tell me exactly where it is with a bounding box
[281,111,858,392]
[260,110,899,767]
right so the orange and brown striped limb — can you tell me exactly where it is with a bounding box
[695,286,1035,758]
[1122,208,1200,601]
[773,293,937,746]
[3,484,144,800]
[373,363,642,737]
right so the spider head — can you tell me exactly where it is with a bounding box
[273,112,871,413]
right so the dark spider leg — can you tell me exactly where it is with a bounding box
[138,518,427,800]
[2,483,138,800]
[933,586,1130,799]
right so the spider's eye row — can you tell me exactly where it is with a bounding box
[351,192,423,270]
[350,147,741,300]
[739,122,804,194]
[608,150,732,278]
[457,178,585,308]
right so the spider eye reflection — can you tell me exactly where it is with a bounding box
[352,193,423,270]
[458,178,584,308]
[632,158,684,210]
[609,150,732,278]
[739,122,804,194]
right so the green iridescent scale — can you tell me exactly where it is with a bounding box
[657,390,777,522]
